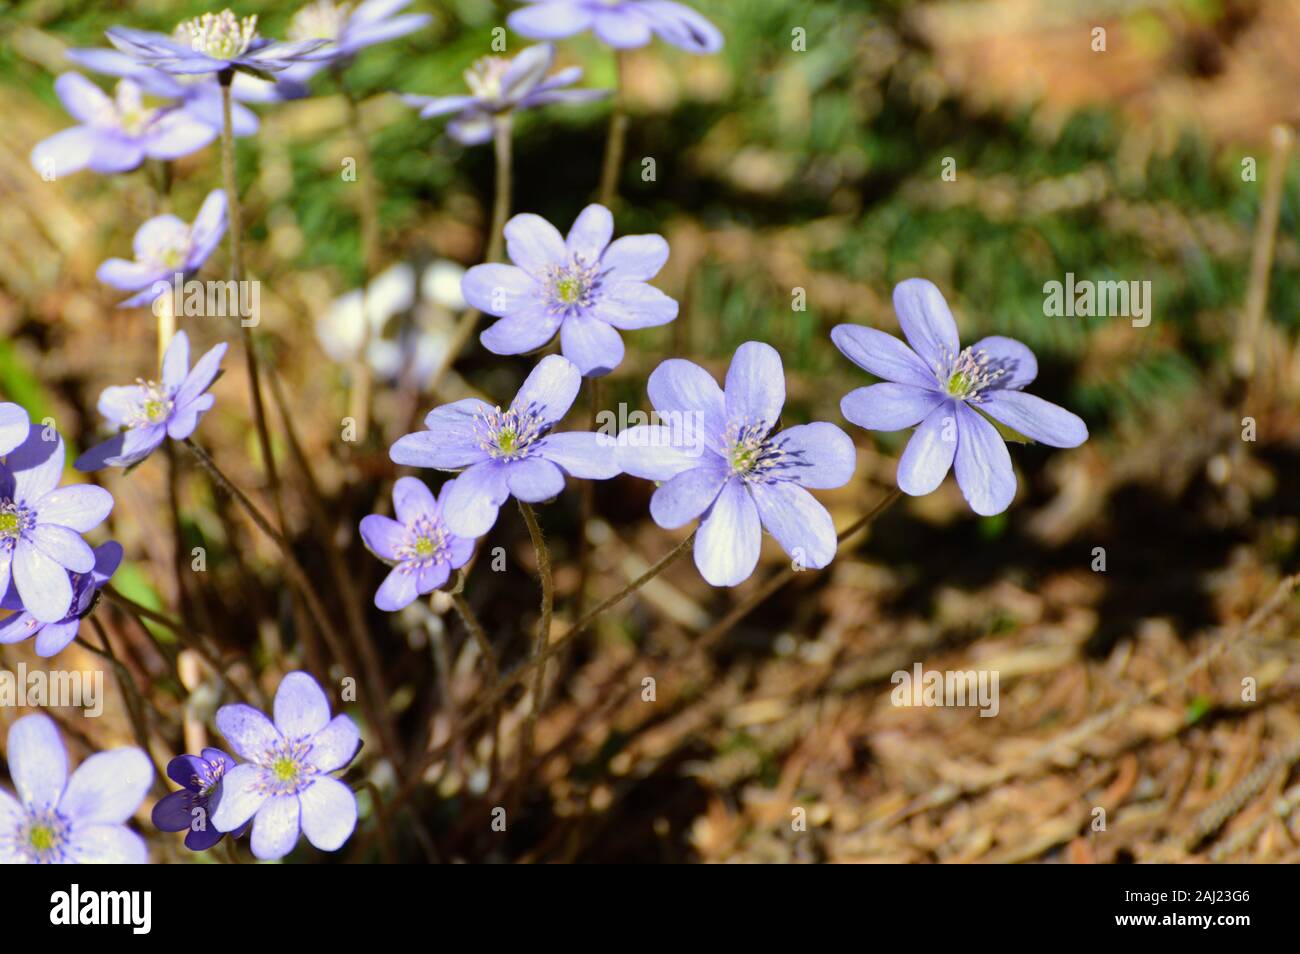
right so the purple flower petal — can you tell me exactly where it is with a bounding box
[749,480,837,569]
[184,819,225,852]
[0,610,39,645]
[33,484,114,533]
[892,278,961,371]
[771,422,856,489]
[560,312,625,377]
[594,10,653,47]
[724,341,784,430]
[54,72,112,123]
[614,424,711,480]
[166,753,208,790]
[167,394,215,441]
[58,748,151,825]
[641,0,725,53]
[841,382,943,432]
[151,789,193,832]
[97,259,157,291]
[505,457,565,502]
[953,403,1016,515]
[187,190,228,265]
[896,404,958,497]
[65,823,147,863]
[508,1,595,39]
[274,671,331,740]
[306,715,362,773]
[34,620,79,657]
[442,460,510,538]
[86,133,146,174]
[969,335,1037,390]
[29,524,94,574]
[375,566,419,610]
[830,323,937,390]
[602,234,669,282]
[979,390,1088,448]
[96,385,146,426]
[14,539,74,623]
[391,398,495,469]
[500,43,554,103]
[512,354,582,424]
[7,714,66,812]
[591,281,678,329]
[8,428,65,503]
[504,213,567,278]
[298,776,357,852]
[216,704,282,762]
[537,431,621,479]
[647,358,727,445]
[480,304,564,355]
[210,763,267,832]
[360,514,404,562]
[566,204,613,262]
[0,403,29,456]
[406,92,477,118]
[649,463,727,529]
[144,110,218,160]
[250,794,301,860]
[461,262,536,316]
[392,476,438,524]
[417,561,451,592]
[694,478,761,587]
[174,341,228,409]
[30,127,97,176]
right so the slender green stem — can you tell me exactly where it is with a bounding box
[219,75,283,527]
[516,500,553,774]
[597,50,628,208]
[427,112,513,396]
[451,591,500,788]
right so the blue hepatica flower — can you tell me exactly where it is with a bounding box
[30,74,219,177]
[76,331,227,472]
[0,427,114,623]
[391,354,620,538]
[617,342,856,587]
[360,477,476,611]
[107,10,329,78]
[463,203,677,377]
[152,748,248,851]
[509,0,723,53]
[403,43,605,146]
[96,190,227,309]
[833,278,1089,516]
[279,0,432,82]
[0,713,151,863]
[212,671,362,861]
[0,541,122,658]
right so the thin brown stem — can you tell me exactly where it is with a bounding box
[451,591,500,787]
[341,77,382,439]
[86,617,167,793]
[596,50,628,208]
[516,500,553,774]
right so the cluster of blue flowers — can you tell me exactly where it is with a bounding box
[4,0,1090,864]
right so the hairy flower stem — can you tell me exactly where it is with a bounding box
[426,113,513,397]
[450,591,500,787]
[597,50,628,208]
[516,500,553,775]
[183,438,403,772]
[219,75,283,530]
[340,73,382,441]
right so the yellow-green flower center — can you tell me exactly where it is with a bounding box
[0,512,20,537]
[555,277,582,304]
[28,824,55,852]
[272,755,299,783]
[413,536,435,557]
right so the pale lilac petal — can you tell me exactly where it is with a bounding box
[306,715,361,772]
[0,610,39,645]
[441,460,509,538]
[13,540,73,623]
[34,484,114,532]
[54,72,112,123]
[7,714,66,812]
[841,382,942,432]
[86,134,145,174]
[724,341,784,430]
[649,463,727,529]
[391,398,494,469]
[215,704,282,762]
[566,204,613,262]
[174,341,228,409]
[446,111,493,146]
[344,12,429,49]
[954,403,1016,516]
[251,794,301,860]
[298,776,357,852]
[393,475,437,523]
[615,424,711,480]
[749,480,837,569]
[8,428,65,503]
[461,263,536,316]
[274,671,331,740]
[480,305,563,355]
[30,127,97,177]
[210,763,267,832]
[160,329,190,392]
[505,456,565,502]
[96,385,146,426]
[830,324,937,390]
[499,43,554,103]
[969,335,1037,390]
[166,394,214,440]
[65,824,147,863]
[151,789,193,832]
[28,525,94,574]
[96,259,157,291]
[590,281,677,329]
[417,561,451,592]
[593,10,653,47]
[508,1,594,39]
[771,422,856,489]
[375,566,419,610]
[187,189,228,264]
[601,234,669,282]
[892,278,961,370]
[897,404,958,497]
[511,353,581,423]
[560,312,625,376]
[405,92,477,118]
[59,748,151,825]
[536,431,621,479]
[504,213,567,278]
[0,404,29,456]
[641,0,725,53]
[694,479,761,587]
[144,110,217,160]
[34,621,79,657]
[980,391,1088,448]
[647,358,726,445]
[360,514,404,561]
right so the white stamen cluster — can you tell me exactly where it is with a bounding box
[15,809,70,863]
[0,501,35,545]
[726,421,787,482]
[464,56,511,102]
[255,737,317,796]
[288,0,353,42]
[474,404,547,461]
[107,81,157,136]
[396,515,450,569]
[180,10,258,59]
[127,380,175,429]
[138,220,192,271]
[937,346,1006,402]
[542,258,601,314]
